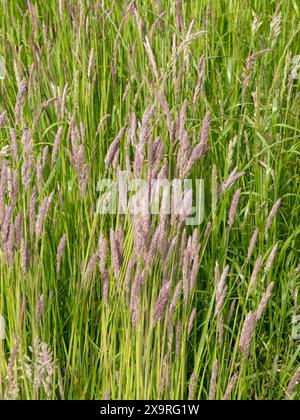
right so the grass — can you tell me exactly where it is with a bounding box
[0,0,299,400]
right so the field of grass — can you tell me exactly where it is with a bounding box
[0,0,299,400]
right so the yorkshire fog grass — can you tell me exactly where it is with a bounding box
[0,0,300,400]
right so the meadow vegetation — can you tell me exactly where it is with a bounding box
[0,0,299,400]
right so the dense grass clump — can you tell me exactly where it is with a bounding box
[0,0,299,400]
